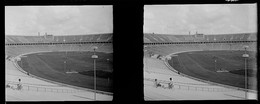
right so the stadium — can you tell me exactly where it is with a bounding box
[5,33,113,101]
[143,32,257,100]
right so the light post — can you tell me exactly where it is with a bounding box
[21,57,23,68]
[215,59,216,71]
[107,59,110,70]
[63,39,68,73]
[64,39,67,56]
[64,57,66,73]
[242,46,249,100]
[107,59,110,85]
[91,46,98,101]
[79,39,82,52]
[213,56,217,71]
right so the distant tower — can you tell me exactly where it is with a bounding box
[38,32,40,36]
[189,31,190,35]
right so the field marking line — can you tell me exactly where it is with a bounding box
[182,53,210,72]
[32,55,62,74]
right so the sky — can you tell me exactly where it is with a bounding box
[5,6,113,36]
[144,4,257,35]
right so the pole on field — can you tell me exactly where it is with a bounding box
[213,56,217,71]
[107,59,110,84]
[91,46,98,101]
[242,45,249,100]
[63,39,66,73]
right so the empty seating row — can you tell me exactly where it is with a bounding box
[144,42,256,57]
[5,33,113,44]
[5,43,113,58]
[144,33,257,43]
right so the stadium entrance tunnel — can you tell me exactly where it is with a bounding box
[17,51,113,93]
[167,50,257,91]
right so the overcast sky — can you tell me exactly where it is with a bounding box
[144,4,257,35]
[5,6,113,36]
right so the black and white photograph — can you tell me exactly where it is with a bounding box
[144,4,257,100]
[5,5,113,101]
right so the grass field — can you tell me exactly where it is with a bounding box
[168,50,257,90]
[17,51,113,93]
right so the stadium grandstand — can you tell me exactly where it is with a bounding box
[144,32,257,100]
[5,33,113,56]
[5,33,113,101]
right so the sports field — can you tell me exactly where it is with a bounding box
[17,51,113,93]
[168,50,257,90]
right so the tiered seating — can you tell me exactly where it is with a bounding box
[144,34,160,43]
[199,44,208,50]
[144,33,256,43]
[91,34,101,42]
[164,35,180,42]
[99,34,112,41]
[53,36,64,43]
[145,41,256,57]
[232,33,243,41]
[150,34,165,43]
[6,43,112,57]
[174,35,186,42]
[97,44,113,53]
[215,35,225,41]
[217,43,224,50]
[221,43,230,50]
[223,34,232,41]
[184,35,194,42]
[63,35,76,42]
[249,42,257,51]
[24,36,41,43]
[241,33,251,41]
[144,37,152,43]
[5,36,21,44]
[247,33,257,41]
[12,36,28,43]
[5,34,113,58]
[5,38,12,44]
[208,35,216,41]
[157,35,173,43]
[83,35,94,42]
[107,35,113,42]
[5,33,113,44]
